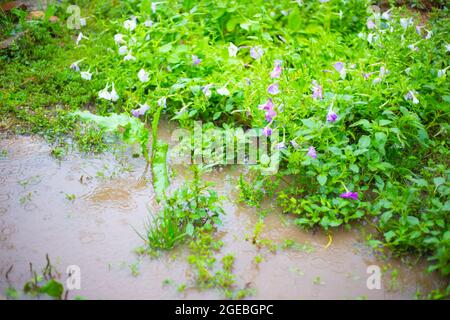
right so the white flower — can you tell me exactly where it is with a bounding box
[228,42,239,57]
[80,69,92,80]
[70,59,84,72]
[445,44,450,52]
[437,69,446,78]
[76,32,87,45]
[98,84,111,100]
[138,68,149,83]
[202,84,213,98]
[250,46,264,60]
[110,83,119,102]
[400,18,412,30]
[132,103,150,117]
[404,90,419,104]
[80,17,87,27]
[118,46,128,55]
[114,34,125,45]
[98,83,119,102]
[408,44,419,51]
[381,10,391,20]
[425,30,432,39]
[157,96,167,108]
[124,52,136,61]
[124,18,137,31]
[151,2,157,13]
[372,77,382,85]
[416,25,423,35]
[373,66,388,84]
[144,19,153,27]
[217,86,230,96]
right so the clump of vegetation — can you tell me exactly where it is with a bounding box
[142,165,251,298]
[4,255,67,300]
[144,165,224,250]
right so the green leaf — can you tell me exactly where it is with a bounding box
[152,141,169,202]
[380,211,393,225]
[5,287,20,299]
[358,135,371,149]
[159,43,172,53]
[406,216,420,226]
[384,230,396,242]
[317,174,327,186]
[433,177,445,188]
[213,111,222,121]
[150,107,170,202]
[39,279,64,299]
[373,132,387,154]
[186,223,194,237]
[349,164,359,173]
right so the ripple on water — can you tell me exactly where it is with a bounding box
[82,179,144,212]
[0,193,11,203]
[0,207,7,217]
[0,163,22,177]
[0,223,16,242]
[79,231,106,244]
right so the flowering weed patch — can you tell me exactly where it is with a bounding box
[1,0,449,297]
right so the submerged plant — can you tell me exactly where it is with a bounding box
[4,255,67,300]
[145,165,224,251]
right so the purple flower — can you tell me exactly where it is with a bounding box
[339,191,358,200]
[250,46,264,60]
[131,103,150,117]
[271,65,282,78]
[367,19,376,29]
[258,98,276,122]
[362,72,372,80]
[307,146,317,159]
[326,111,338,122]
[290,140,300,149]
[202,84,213,98]
[192,55,202,66]
[311,81,323,100]
[265,108,277,122]
[258,98,274,111]
[334,62,346,79]
[268,83,279,95]
[270,60,283,78]
[262,126,272,137]
[334,62,345,73]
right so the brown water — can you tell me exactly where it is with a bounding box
[0,129,446,300]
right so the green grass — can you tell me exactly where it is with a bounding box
[1,0,449,298]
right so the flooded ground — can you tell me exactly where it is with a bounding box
[0,126,446,300]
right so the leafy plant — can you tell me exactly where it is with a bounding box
[72,111,150,160]
[145,165,224,250]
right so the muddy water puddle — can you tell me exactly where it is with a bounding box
[0,133,446,299]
